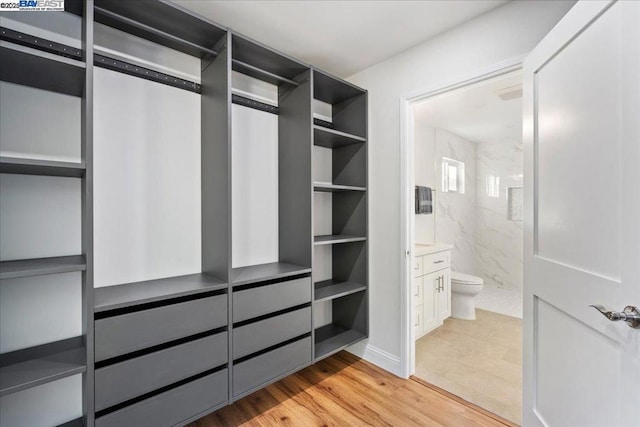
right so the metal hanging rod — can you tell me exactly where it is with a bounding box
[94,6,218,58]
[232,94,279,115]
[232,59,298,86]
[95,54,202,94]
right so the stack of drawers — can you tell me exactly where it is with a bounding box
[94,292,229,427]
[231,275,313,399]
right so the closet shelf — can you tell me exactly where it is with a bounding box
[314,280,366,302]
[57,418,84,427]
[313,182,366,192]
[0,157,86,178]
[313,126,365,149]
[314,235,366,246]
[93,0,226,58]
[314,70,366,105]
[314,324,366,361]
[0,40,85,97]
[231,34,309,87]
[232,59,298,87]
[232,262,311,286]
[0,337,86,397]
[94,273,228,313]
[0,255,86,280]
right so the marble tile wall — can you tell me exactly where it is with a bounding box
[414,125,523,291]
[434,129,477,275]
[475,140,524,290]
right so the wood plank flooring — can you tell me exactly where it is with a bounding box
[188,352,513,427]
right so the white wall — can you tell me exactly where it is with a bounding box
[346,0,575,373]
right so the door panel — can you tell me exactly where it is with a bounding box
[423,272,439,333]
[535,1,622,281]
[438,269,451,319]
[524,1,640,426]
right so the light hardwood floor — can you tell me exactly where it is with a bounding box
[189,351,513,427]
[415,309,522,425]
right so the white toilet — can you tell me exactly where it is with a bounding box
[451,272,484,320]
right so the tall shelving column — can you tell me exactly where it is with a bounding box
[311,70,368,361]
[81,1,95,425]
[0,0,93,425]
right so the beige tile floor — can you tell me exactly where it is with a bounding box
[415,309,522,425]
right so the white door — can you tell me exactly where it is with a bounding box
[523,1,640,426]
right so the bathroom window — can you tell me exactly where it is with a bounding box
[442,157,465,194]
[486,175,500,198]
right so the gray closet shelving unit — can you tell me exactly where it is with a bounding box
[0,1,367,426]
[0,0,93,425]
[312,71,368,361]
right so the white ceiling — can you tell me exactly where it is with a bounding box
[413,70,523,144]
[174,0,508,77]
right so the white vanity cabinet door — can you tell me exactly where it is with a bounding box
[412,276,423,307]
[437,268,451,320]
[422,271,440,334]
[413,256,423,278]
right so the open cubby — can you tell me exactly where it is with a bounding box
[313,70,367,139]
[0,337,86,397]
[314,290,367,360]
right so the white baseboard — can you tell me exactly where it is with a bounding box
[346,340,403,377]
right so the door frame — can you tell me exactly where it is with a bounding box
[398,56,525,378]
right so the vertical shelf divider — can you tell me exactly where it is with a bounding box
[82,1,95,425]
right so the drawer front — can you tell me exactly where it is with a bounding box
[96,369,228,427]
[423,251,451,273]
[233,336,311,398]
[233,277,311,323]
[95,331,228,412]
[412,277,423,307]
[233,307,311,359]
[413,256,423,277]
[95,294,227,362]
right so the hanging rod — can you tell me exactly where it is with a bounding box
[232,94,279,115]
[94,6,218,58]
[95,54,201,94]
[232,59,298,86]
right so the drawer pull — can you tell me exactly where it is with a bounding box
[434,260,445,264]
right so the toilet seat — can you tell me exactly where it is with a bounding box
[451,271,483,285]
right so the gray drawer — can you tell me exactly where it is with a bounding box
[233,277,310,322]
[96,369,228,427]
[233,307,311,359]
[95,331,228,411]
[233,336,311,398]
[95,294,227,362]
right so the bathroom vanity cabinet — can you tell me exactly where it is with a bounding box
[413,245,452,338]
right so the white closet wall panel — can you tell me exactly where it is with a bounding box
[0,82,81,162]
[0,174,81,261]
[0,272,82,353]
[93,67,201,287]
[231,104,279,268]
[0,374,82,427]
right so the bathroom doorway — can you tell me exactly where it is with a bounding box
[406,69,524,425]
